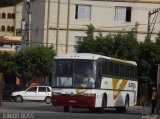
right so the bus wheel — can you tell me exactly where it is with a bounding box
[64,106,69,112]
[123,96,129,113]
[116,97,129,113]
[99,96,107,113]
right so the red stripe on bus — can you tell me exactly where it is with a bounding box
[52,95,96,108]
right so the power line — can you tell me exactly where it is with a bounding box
[0,21,160,32]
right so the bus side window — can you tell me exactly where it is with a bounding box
[51,61,56,86]
[96,61,102,88]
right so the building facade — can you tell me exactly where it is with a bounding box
[1,1,160,54]
[28,0,160,54]
[0,4,22,52]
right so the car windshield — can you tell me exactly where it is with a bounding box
[52,59,95,88]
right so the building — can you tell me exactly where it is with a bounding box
[27,0,160,54]
[0,36,21,53]
[0,1,160,54]
[0,3,22,53]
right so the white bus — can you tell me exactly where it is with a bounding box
[51,53,138,113]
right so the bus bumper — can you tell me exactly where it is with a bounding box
[52,95,96,108]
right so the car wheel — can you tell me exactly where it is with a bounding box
[45,96,51,104]
[15,95,23,102]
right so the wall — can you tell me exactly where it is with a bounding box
[0,4,22,37]
[30,0,46,45]
[43,0,160,54]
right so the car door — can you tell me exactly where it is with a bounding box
[23,86,37,100]
[46,87,51,96]
[36,87,47,100]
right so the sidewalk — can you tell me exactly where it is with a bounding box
[130,106,160,119]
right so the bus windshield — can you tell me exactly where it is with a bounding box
[52,60,95,88]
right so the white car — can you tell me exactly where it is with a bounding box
[11,86,52,104]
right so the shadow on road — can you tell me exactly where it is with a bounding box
[1,101,143,116]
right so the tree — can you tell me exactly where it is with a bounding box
[76,24,139,61]
[137,37,160,99]
[76,24,96,53]
[139,38,160,82]
[0,52,16,84]
[15,45,55,87]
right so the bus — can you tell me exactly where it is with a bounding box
[51,53,138,113]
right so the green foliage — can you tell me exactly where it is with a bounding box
[0,52,16,83]
[76,24,160,91]
[0,52,15,76]
[76,24,139,61]
[76,24,96,53]
[0,46,55,87]
[15,45,55,86]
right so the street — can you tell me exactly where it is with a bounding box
[0,101,151,119]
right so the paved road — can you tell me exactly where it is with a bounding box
[0,101,158,119]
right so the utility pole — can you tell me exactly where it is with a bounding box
[0,73,3,106]
[21,0,31,49]
[46,0,51,47]
[65,0,71,54]
[56,0,61,54]
[147,8,160,39]
[156,64,160,114]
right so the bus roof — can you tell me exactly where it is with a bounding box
[55,53,137,65]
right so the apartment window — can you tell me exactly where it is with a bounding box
[12,13,15,19]
[2,13,6,18]
[115,6,131,22]
[16,28,22,36]
[7,26,11,31]
[11,26,15,32]
[7,13,12,19]
[1,26,5,31]
[75,4,91,20]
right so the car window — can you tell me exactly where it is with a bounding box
[27,87,37,92]
[47,87,51,92]
[38,87,46,92]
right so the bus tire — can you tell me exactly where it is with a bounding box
[99,95,107,113]
[64,106,69,112]
[116,96,129,113]
[121,96,129,113]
